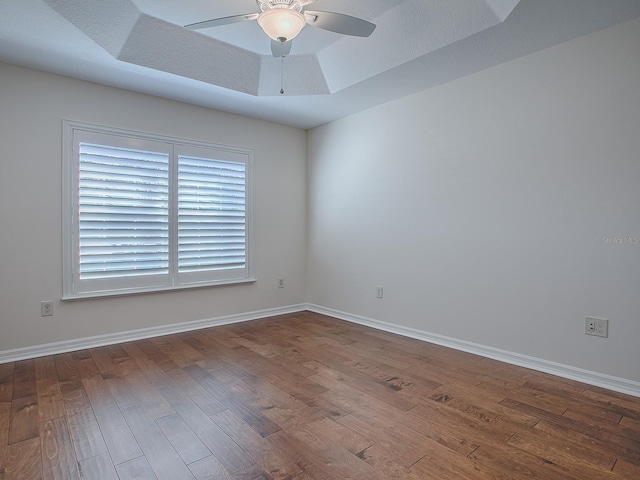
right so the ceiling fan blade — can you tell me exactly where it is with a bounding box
[185,13,259,30]
[271,39,292,58]
[304,10,376,37]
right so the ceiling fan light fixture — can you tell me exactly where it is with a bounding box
[257,8,306,42]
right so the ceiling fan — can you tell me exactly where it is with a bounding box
[185,0,376,58]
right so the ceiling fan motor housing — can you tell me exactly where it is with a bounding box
[257,0,303,13]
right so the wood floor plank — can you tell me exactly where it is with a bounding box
[267,430,354,480]
[124,372,175,419]
[54,354,81,384]
[582,386,640,417]
[135,339,182,373]
[425,383,539,426]
[188,455,234,480]
[232,464,275,480]
[164,367,227,416]
[66,409,108,462]
[319,341,413,375]
[58,381,91,419]
[304,347,418,411]
[397,386,525,447]
[534,419,640,468]
[0,312,638,480]
[305,416,372,455]
[0,437,42,480]
[260,405,330,434]
[562,406,623,428]
[201,326,244,350]
[225,358,327,405]
[120,402,196,480]
[480,381,574,416]
[306,362,414,419]
[342,355,442,392]
[82,376,143,465]
[8,395,38,444]
[207,364,306,413]
[305,358,417,413]
[398,404,483,456]
[185,365,283,438]
[613,457,640,477]
[153,336,208,368]
[37,394,65,423]
[500,397,640,451]
[152,371,255,473]
[71,350,92,361]
[39,417,80,480]
[468,443,586,480]
[355,445,426,480]
[155,413,211,465]
[397,356,484,391]
[105,376,140,408]
[232,335,291,359]
[212,408,304,480]
[89,346,123,380]
[521,379,628,425]
[507,430,623,479]
[121,342,167,383]
[0,364,14,403]
[78,452,119,480]
[0,402,10,433]
[12,360,37,400]
[75,357,101,380]
[336,411,429,467]
[621,415,640,432]
[223,339,319,380]
[287,423,386,480]
[115,456,158,480]
[35,357,62,399]
[410,444,501,480]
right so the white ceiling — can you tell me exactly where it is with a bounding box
[1,0,640,129]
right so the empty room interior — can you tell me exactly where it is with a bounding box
[1,0,640,479]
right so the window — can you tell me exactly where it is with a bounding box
[63,121,253,299]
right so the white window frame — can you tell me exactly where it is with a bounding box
[62,120,254,300]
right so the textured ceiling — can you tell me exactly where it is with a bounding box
[1,0,640,128]
[43,0,521,96]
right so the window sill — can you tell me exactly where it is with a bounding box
[62,278,257,301]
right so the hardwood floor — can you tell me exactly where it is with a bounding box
[1,311,639,479]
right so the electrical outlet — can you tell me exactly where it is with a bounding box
[376,286,383,299]
[278,278,284,289]
[41,301,53,317]
[585,316,608,338]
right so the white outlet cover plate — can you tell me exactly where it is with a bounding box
[585,316,608,338]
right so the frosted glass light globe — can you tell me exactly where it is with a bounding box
[257,8,306,42]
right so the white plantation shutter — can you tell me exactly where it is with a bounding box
[178,155,247,277]
[63,122,253,299]
[78,144,170,280]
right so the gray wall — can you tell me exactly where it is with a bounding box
[307,19,640,382]
[0,63,307,351]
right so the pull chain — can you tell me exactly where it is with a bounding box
[280,55,285,95]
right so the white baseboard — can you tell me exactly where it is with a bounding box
[0,304,307,364]
[3,302,639,398]
[307,304,640,398]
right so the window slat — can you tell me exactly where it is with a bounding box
[177,155,246,274]
[78,143,170,280]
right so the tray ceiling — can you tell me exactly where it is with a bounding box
[1,0,639,128]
